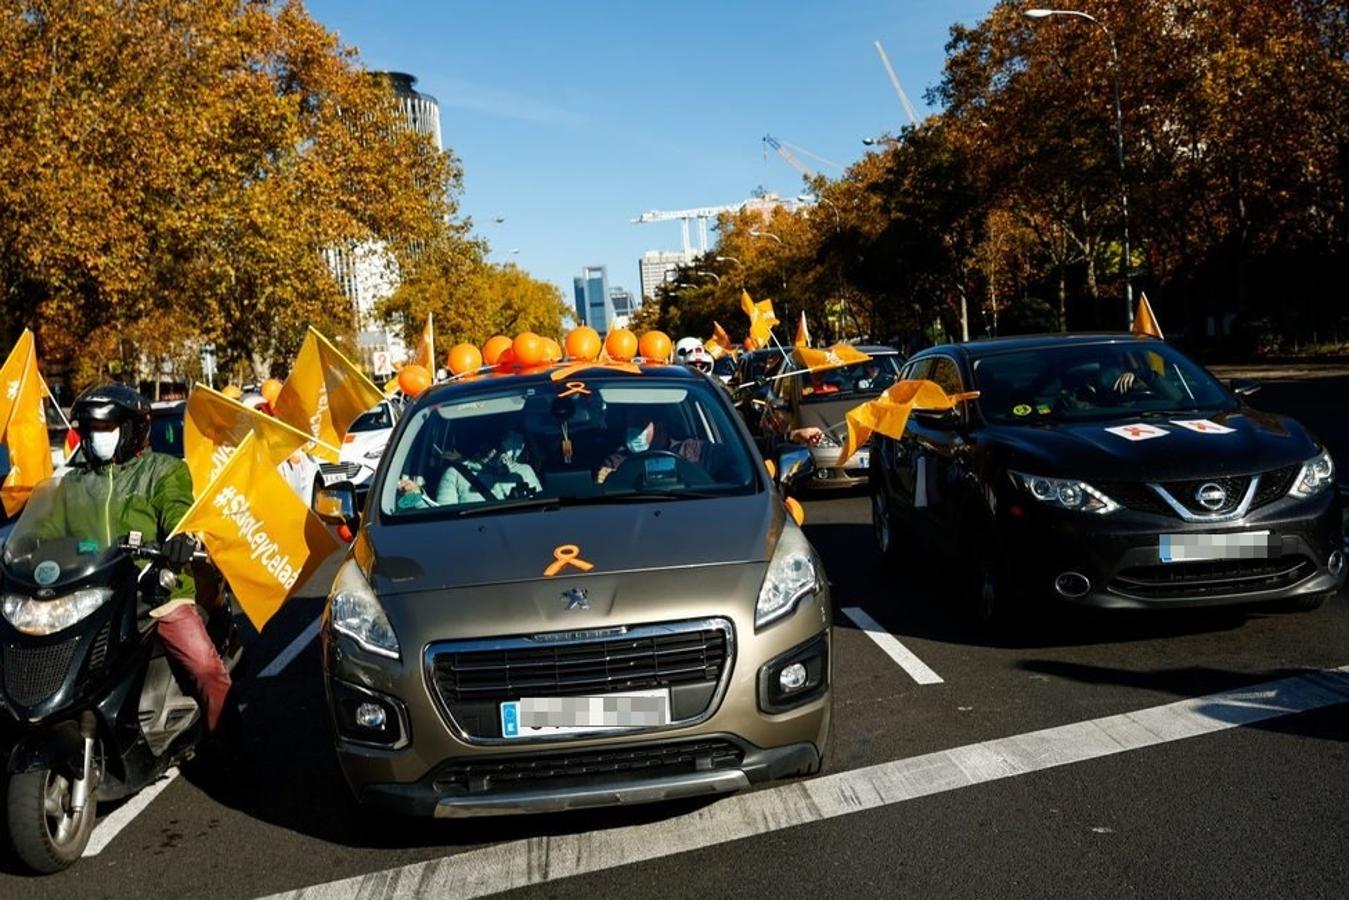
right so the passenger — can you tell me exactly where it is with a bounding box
[397,430,540,508]
[855,360,890,391]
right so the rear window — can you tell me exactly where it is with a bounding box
[150,410,184,457]
[381,377,758,517]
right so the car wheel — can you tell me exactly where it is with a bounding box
[962,523,1011,628]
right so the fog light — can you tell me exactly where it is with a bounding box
[779,662,808,693]
[816,468,831,480]
[1330,550,1344,577]
[1054,572,1091,599]
[355,702,387,729]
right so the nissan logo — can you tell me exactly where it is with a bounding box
[1195,482,1228,511]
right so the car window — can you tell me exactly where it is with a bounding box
[927,357,963,395]
[150,410,184,457]
[971,343,1235,425]
[794,355,903,404]
[381,377,758,517]
[903,358,933,381]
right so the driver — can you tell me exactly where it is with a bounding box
[397,430,540,507]
[35,385,234,736]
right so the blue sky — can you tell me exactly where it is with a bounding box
[306,0,995,304]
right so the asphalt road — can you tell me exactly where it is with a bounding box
[2,368,1346,898]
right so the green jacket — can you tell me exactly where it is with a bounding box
[39,452,196,600]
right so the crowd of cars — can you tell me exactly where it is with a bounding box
[5,333,1342,828]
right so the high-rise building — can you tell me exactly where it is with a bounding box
[573,266,615,334]
[326,71,442,369]
[609,286,638,328]
[639,250,688,302]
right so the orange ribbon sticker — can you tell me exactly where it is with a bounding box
[544,544,595,577]
[558,381,591,398]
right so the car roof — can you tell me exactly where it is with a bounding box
[914,333,1161,363]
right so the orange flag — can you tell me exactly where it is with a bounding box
[0,330,54,516]
[172,433,338,630]
[794,311,811,349]
[1132,293,1163,339]
[412,312,435,370]
[183,384,317,495]
[836,380,980,466]
[705,322,734,359]
[274,328,385,463]
[741,290,780,349]
[793,343,871,373]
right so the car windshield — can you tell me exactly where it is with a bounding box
[150,409,184,457]
[972,342,1235,425]
[1,478,122,586]
[794,355,902,404]
[350,405,392,433]
[380,376,758,517]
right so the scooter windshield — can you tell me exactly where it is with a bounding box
[1,478,122,587]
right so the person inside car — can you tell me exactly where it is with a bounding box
[855,360,892,391]
[396,430,540,507]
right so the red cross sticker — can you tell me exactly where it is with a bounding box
[1105,423,1169,441]
[1171,419,1235,435]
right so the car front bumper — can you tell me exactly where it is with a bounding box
[806,446,869,489]
[1000,488,1346,609]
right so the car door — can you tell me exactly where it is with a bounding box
[876,357,932,516]
[904,355,969,551]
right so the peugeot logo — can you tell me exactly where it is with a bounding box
[1195,482,1228,511]
[562,587,589,611]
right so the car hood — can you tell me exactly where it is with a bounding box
[361,493,780,597]
[340,430,390,465]
[983,408,1318,481]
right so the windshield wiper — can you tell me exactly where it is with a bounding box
[449,496,562,517]
[600,490,725,502]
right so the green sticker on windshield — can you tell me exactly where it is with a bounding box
[1036,404,1052,415]
[77,540,99,554]
[1012,404,1032,417]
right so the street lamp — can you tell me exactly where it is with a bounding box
[695,270,722,286]
[1024,7,1134,328]
[862,136,900,147]
[715,255,742,268]
[749,229,783,245]
[797,194,841,230]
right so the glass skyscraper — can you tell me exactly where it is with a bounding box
[573,265,614,334]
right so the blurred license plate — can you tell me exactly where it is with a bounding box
[500,689,670,738]
[321,470,352,486]
[1159,531,1273,563]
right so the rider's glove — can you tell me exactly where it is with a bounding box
[163,533,199,566]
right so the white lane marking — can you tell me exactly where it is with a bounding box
[83,767,180,857]
[840,606,943,685]
[258,618,320,679]
[258,665,1349,900]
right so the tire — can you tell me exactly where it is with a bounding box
[961,522,1012,629]
[6,767,97,874]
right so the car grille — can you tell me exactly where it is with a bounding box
[432,738,744,794]
[319,461,363,482]
[1099,465,1301,519]
[1109,555,1315,600]
[3,638,78,707]
[427,620,732,741]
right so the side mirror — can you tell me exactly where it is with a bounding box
[775,443,815,494]
[912,407,962,430]
[313,481,359,528]
[1230,378,1262,398]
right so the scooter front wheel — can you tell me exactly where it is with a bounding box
[6,767,97,874]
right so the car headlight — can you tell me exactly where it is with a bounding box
[362,449,383,460]
[328,559,400,659]
[2,588,112,636]
[1289,449,1335,499]
[756,525,820,629]
[815,431,841,449]
[1010,471,1119,514]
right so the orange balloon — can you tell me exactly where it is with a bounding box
[447,343,482,376]
[638,330,672,362]
[398,364,432,397]
[260,378,283,406]
[221,385,242,400]
[513,332,546,367]
[482,335,513,365]
[565,326,602,361]
[542,337,563,362]
[605,328,638,361]
[496,347,516,370]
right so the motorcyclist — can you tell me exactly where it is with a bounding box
[38,385,233,734]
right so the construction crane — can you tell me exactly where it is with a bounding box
[632,204,744,257]
[873,40,920,127]
[762,135,846,181]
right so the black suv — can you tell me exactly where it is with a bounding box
[870,334,1345,621]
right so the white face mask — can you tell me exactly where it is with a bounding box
[625,423,653,454]
[89,430,120,462]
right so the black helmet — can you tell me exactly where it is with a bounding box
[72,384,151,465]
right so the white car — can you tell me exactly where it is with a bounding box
[320,398,402,496]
